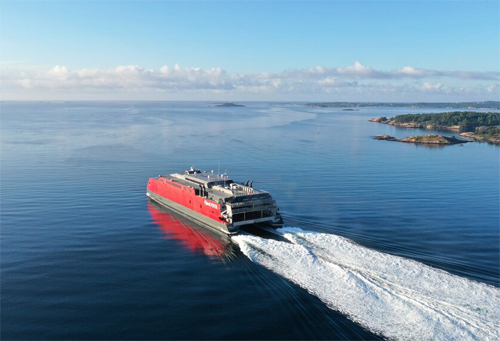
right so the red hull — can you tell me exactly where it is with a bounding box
[147,177,225,225]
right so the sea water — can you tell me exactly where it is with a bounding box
[1,101,498,340]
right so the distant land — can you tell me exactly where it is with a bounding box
[369,111,500,145]
[214,102,245,107]
[306,101,500,110]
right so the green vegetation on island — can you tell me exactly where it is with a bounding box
[389,111,500,127]
[306,101,500,110]
[369,111,500,145]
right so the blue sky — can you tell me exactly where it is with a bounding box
[1,0,499,101]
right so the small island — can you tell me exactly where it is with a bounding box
[214,102,245,107]
[369,111,500,145]
[374,134,469,145]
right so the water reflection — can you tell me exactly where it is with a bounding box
[147,200,236,262]
[411,143,462,149]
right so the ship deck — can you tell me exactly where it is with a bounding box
[162,172,267,202]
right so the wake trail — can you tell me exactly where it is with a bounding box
[233,227,500,340]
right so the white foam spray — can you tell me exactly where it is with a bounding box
[233,227,500,340]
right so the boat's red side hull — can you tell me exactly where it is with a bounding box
[147,177,225,224]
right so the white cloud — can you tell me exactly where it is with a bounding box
[1,62,498,101]
[336,61,381,78]
[317,77,358,88]
[49,65,70,79]
[421,82,444,91]
[396,66,436,78]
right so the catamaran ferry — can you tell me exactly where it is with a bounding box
[147,166,283,235]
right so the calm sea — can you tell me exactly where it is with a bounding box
[1,101,499,340]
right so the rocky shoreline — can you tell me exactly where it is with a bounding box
[374,134,469,145]
[460,128,500,145]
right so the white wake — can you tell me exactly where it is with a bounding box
[233,227,500,340]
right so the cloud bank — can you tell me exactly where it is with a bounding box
[1,62,498,101]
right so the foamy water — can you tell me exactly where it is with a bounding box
[233,227,500,340]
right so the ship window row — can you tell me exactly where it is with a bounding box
[232,210,273,222]
[231,204,275,215]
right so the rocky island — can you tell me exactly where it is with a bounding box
[214,102,245,107]
[374,134,469,145]
[370,112,500,145]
